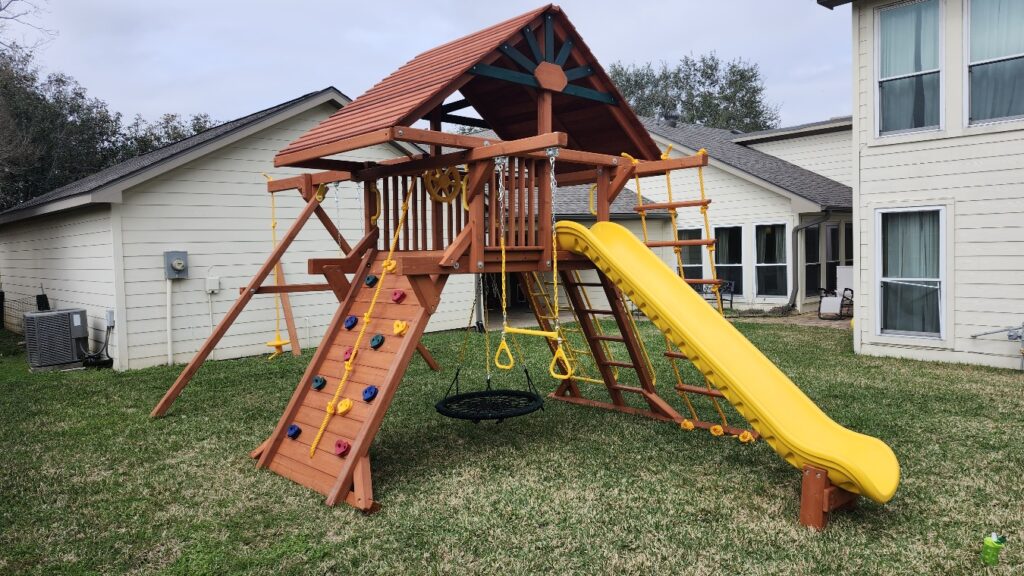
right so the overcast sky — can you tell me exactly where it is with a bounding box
[19,1,852,128]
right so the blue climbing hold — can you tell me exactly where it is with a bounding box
[362,385,379,402]
[365,274,379,287]
[287,424,302,439]
[312,375,327,391]
[343,315,358,330]
[370,334,385,349]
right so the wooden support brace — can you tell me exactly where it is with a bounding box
[607,164,636,205]
[799,465,858,530]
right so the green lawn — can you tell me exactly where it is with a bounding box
[1,321,1021,575]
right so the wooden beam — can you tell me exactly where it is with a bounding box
[416,342,440,371]
[438,225,472,268]
[557,168,600,186]
[289,158,368,172]
[267,170,352,193]
[389,126,498,149]
[407,274,446,314]
[355,132,566,182]
[633,153,709,176]
[239,283,332,295]
[440,114,490,129]
[306,229,379,274]
[439,98,471,114]
[274,129,393,168]
[151,189,324,417]
[596,168,610,221]
[275,264,302,357]
[607,164,636,205]
[555,148,622,168]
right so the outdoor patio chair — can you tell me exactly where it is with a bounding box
[819,288,854,320]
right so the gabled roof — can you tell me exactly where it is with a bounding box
[0,87,355,225]
[556,184,663,219]
[730,116,852,144]
[641,118,851,211]
[275,4,660,167]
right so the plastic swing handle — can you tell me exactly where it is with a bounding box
[549,346,573,381]
[494,337,515,370]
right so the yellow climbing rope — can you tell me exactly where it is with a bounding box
[620,152,649,244]
[264,179,289,360]
[308,188,413,458]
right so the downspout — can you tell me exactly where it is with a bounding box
[788,209,833,310]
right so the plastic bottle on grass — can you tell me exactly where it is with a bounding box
[981,533,1006,566]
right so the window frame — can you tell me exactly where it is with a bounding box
[677,227,705,285]
[805,224,822,297]
[874,0,945,138]
[714,225,744,297]
[873,205,947,340]
[754,222,789,298]
[963,0,1024,127]
[825,223,841,291]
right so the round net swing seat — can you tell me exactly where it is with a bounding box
[435,389,543,423]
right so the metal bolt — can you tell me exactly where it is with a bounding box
[477,261,484,269]
[452,262,460,270]
[545,260,551,268]
[612,158,618,165]
[397,129,404,136]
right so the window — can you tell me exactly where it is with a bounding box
[825,224,840,291]
[756,224,787,297]
[678,228,704,290]
[878,208,943,337]
[714,226,743,296]
[878,0,941,134]
[968,0,1024,123]
[844,222,854,265]
[805,225,821,295]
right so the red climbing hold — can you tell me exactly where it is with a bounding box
[334,439,351,457]
[391,289,406,304]
[343,346,354,361]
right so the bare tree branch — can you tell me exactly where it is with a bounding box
[0,0,55,50]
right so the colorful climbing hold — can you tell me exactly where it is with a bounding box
[738,430,756,444]
[370,334,385,349]
[362,385,379,402]
[334,438,351,457]
[312,375,327,391]
[393,320,409,336]
[287,424,302,439]
[391,289,406,304]
[710,424,725,437]
[343,315,358,330]
[680,419,695,431]
[365,274,379,287]
[342,346,354,361]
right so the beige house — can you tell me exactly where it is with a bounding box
[820,0,1024,369]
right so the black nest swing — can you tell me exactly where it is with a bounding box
[435,277,543,424]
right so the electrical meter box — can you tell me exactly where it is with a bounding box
[163,251,188,280]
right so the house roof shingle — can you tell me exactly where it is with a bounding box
[1,87,349,221]
[640,118,852,210]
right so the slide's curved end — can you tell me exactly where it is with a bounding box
[556,220,900,504]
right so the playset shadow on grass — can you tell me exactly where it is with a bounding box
[151,4,899,529]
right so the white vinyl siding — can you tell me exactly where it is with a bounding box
[115,103,467,369]
[853,0,1024,369]
[0,206,116,356]
[747,131,854,186]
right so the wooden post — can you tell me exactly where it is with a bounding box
[429,115,444,250]
[537,90,553,267]
[151,179,323,417]
[596,168,610,222]
[800,465,859,530]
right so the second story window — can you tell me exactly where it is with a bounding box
[878,0,941,135]
[969,0,1024,124]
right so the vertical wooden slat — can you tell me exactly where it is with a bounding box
[508,160,518,247]
[446,187,455,245]
[538,90,553,264]
[517,158,526,246]
[430,116,444,251]
[381,177,390,250]
[410,176,418,250]
[391,176,400,251]
[420,178,428,250]
[527,160,535,246]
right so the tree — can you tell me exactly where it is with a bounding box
[609,53,780,132]
[0,46,218,210]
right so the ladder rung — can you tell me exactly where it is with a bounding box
[609,384,645,394]
[601,361,635,369]
[676,384,725,398]
[634,199,711,212]
[684,279,723,285]
[592,335,625,342]
[566,281,605,287]
[579,308,614,315]
[664,351,686,360]
[646,239,716,248]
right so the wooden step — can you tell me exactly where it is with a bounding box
[684,278,723,285]
[591,335,625,342]
[645,239,716,248]
[634,199,711,212]
[578,308,615,315]
[676,383,725,398]
[601,360,636,369]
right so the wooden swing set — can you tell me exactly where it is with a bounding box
[150,4,881,529]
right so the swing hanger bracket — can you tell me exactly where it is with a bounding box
[545,147,560,158]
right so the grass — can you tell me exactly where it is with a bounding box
[1,321,1022,575]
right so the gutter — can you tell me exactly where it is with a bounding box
[788,210,832,310]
